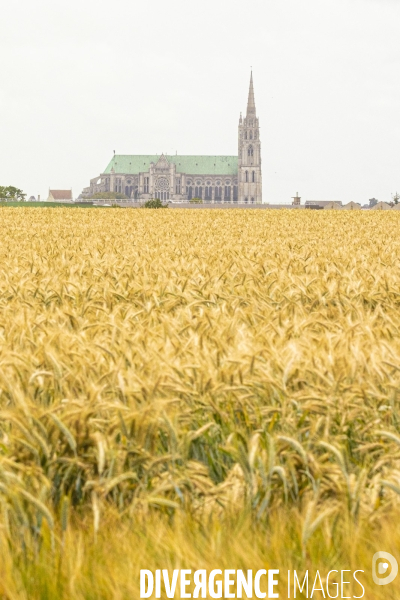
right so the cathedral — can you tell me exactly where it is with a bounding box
[82,73,262,203]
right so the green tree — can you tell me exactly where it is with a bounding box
[392,192,400,205]
[189,197,203,204]
[0,186,26,200]
[143,199,167,209]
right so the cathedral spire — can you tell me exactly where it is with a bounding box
[246,71,256,116]
[238,71,262,203]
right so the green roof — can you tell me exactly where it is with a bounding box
[103,155,238,176]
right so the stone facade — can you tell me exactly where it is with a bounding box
[82,73,262,203]
[237,72,262,204]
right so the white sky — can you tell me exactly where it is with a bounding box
[1,0,399,204]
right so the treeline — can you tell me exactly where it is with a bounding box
[0,186,26,200]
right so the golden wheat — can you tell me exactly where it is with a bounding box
[1,207,400,597]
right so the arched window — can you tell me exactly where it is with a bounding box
[224,187,231,200]
[215,186,222,201]
[245,131,247,140]
[187,186,193,200]
[249,131,253,140]
[252,171,255,183]
[195,186,203,199]
[245,171,248,182]
[248,145,253,157]
[254,131,258,139]
[155,191,169,201]
[205,186,212,200]
[233,186,238,201]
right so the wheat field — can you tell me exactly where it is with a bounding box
[1,207,400,598]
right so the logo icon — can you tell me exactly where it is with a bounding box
[372,551,398,585]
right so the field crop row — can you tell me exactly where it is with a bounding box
[1,208,400,597]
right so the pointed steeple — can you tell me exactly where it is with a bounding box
[246,71,256,116]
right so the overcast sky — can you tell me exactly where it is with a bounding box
[1,0,399,204]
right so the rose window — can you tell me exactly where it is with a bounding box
[156,177,169,191]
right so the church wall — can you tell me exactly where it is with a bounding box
[85,169,244,202]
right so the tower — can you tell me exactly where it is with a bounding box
[292,192,301,206]
[238,72,262,203]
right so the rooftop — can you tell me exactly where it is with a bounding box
[103,155,238,176]
[49,189,73,200]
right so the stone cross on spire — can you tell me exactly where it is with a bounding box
[246,71,256,116]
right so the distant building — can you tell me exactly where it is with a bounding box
[305,200,342,209]
[343,202,361,210]
[371,201,391,210]
[82,73,262,204]
[291,192,301,206]
[47,189,73,202]
[323,202,342,210]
